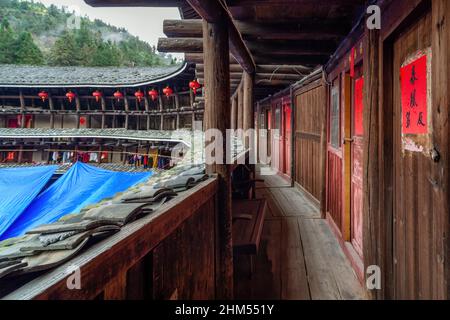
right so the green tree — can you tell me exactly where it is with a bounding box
[13,31,44,65]
[49,30,80,66]
[75,21,97,66]
[91,41,122,67]
[0,19,15,64]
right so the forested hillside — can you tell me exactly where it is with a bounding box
[0,0,177,67]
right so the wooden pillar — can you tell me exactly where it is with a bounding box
[101,97,106,129]
[49,95,55,129]
[159,94,164,130]
[175,93,180,130]
[123,146,127,164]
[202,18,233,299]
[190,90,195,130]
[290,86,296,187]
[17,144,23,163]
[319,77,329,219]
[237,83,244,129]
[19,91,25,128]
[124,95,129,130]
[112,99,116,129]
[243,72,254,132]
[362,24,381,299]
[231,94,237,130]
[144,97,151,130]
[75,96,81,129]
[431,0,450,299]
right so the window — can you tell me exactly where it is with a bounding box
[274,106,281,130]
[330,86,340,148]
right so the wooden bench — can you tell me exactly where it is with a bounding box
[232,198,267,256]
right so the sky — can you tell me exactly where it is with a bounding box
[36,0,183,58]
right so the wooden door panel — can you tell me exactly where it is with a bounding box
[393,11,433,300]
[327,151,342,230]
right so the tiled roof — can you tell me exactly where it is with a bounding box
[0,64,187,88]
[0,128,192,147]
[0,162,158,174]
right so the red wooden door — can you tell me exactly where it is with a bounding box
[351,76,364,258]
[284,104,292,176]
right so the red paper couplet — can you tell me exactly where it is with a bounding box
[354,77,364,136]
[401,54,428,134]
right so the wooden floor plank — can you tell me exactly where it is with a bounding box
[280,217,310,300]
[298,218,342,300]
[234,167,366,300]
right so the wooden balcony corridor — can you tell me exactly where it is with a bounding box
[234,169,367,300]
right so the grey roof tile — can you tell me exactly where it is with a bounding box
[0,64,187,88]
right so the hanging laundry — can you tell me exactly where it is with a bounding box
[6,152,15,161]
[143,155,149,169]
[89,152,98,163]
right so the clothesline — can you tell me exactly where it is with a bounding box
[43,148,183,160]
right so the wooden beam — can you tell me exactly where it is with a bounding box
[254,54,329,65]
[197,72,301,81]
[197,64,242,73]
[254,79,293,86]
[164,19,349,41]
[84,0,182,7]
[187,52,326,66]
[198,78,241,85]
[196,72,243,79]
[187,0,255,74]
[186,53,237,64]
[256,64,312,74]
[202,17,233,299]
[225,0,365,6]
[256,73,303,81]
[247,40,337,56]
[158,38,203,53]
[162,37,335,56]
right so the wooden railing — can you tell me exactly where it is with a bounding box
[3,177,219,300]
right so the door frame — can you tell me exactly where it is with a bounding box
[342,73,352,243]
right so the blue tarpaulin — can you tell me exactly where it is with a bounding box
[0,165,58,240]
[0,162,152,240]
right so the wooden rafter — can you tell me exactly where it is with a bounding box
[163,19,349,41]
[186,0,256,74]
[85,0,182,6]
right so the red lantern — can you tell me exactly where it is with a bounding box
[148,88,159,101]
[66,91,76,103]
[92,90,102,102]
[189,79,201,95]
[162,86,173,99]
[113,90,123,101]
[38,91,48,102]
[134,90,144,103]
